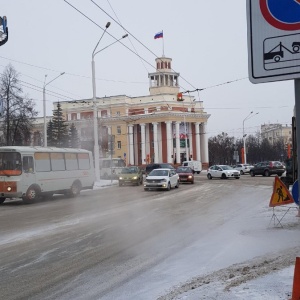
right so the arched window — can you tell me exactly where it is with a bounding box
[157,62,160,69]
[164,62,167,68]
[168,62,171,69]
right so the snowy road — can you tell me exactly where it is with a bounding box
[0,174,299,299]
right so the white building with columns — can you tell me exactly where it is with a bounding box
[56,56,211,169]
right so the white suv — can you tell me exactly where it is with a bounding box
[234,164,254,175]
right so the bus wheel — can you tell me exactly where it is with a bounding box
[23,185,41,204]
[67,181,81,198]
[0,197,6,204]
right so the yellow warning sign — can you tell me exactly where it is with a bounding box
[269,177,294,207]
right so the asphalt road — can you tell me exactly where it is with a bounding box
[0,173,277,300]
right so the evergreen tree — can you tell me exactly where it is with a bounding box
[52,102,69,147]
[47,120,55,147]
[69,123,79,148]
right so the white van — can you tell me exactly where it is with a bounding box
[182,160,202,174]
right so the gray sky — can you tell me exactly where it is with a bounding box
[0,0,295,138]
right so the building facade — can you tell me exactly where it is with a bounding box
[261,123,292,145]
[53,56,211,168]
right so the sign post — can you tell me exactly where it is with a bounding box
[247,0,300,211]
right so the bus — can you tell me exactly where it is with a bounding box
[0,146,95,204]
[100,158,126,179]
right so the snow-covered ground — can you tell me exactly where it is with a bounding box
[90,179,299,299]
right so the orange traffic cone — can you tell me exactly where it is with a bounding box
[292,257,300,300]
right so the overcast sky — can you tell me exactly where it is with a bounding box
[0,0,296,138]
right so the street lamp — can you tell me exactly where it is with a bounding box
[43,72,65,147]
[91,22,128,182]
[243,111,259,164]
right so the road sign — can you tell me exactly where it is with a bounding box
[269,176,294,207]
[247,0,300,83]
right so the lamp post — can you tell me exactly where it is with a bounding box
[243,111,259,164]
[91,22,128,182]
[43,72,65,147]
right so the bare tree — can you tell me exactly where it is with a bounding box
[0,64,37,145]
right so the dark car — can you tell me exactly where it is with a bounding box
[176,166,194,184]
[249,161,285,177]
[145,163,174,175]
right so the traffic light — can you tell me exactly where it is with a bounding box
[177,93,183,101]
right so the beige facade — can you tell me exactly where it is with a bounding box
[39,56,211,168]
[261,123,292,145]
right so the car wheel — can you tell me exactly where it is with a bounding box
[67,181,81,198]
[264,170,270,177]
[240,170,244,175]
[23,185,41,204]
[167,182,171,191]
[221,173,227,179]
[197,171,200,174]
[250,171,255,177]
[277,173,283,176]
[235,177,240,179]
[0,197,6,204]
[207,173,212,180]
[175,180,179,188]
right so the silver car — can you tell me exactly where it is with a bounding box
[207,165,240,179]
[234,163,254,175]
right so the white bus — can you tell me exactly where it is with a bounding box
[100,158,126,179]
[0,146,95,204]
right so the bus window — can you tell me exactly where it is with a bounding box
[23,156,34,173]
[78,153,90,170]
[35,152,51,172]
[50,152,65,171]
[65,153,78,170]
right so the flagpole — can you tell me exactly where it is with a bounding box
[162,30,164,56]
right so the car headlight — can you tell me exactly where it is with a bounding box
[119,177,123,180]
[133,176,137,180]
[188,175,193,179]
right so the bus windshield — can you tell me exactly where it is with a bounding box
[0,152,22,175]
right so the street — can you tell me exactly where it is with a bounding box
[0,174,298,300]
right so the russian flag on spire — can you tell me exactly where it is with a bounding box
[154,31,163,39]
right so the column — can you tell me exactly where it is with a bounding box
[195,122,201,162]
[165,121,172,163]
[107,126,112,159]
[128,124,134,165]
[153,122,159,163]
[175,121,180,164]
[200,122,209,164]
[188,122,193,160]
[140,123,146,164]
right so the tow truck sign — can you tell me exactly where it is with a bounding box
[247,0,300,83]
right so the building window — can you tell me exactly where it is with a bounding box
[116,111,120,116]
[117,126,121,134]
[157,62,160,69]
[117,141,121,149]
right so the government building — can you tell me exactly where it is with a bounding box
[44,56,211,169]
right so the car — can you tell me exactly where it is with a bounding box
[176,166,194,184]
[249,161,286,177]
[144,168,179,191]
[207,165,240,179]
[234,163,254,175]
[118,166,143,186]
[145,163,174,175]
